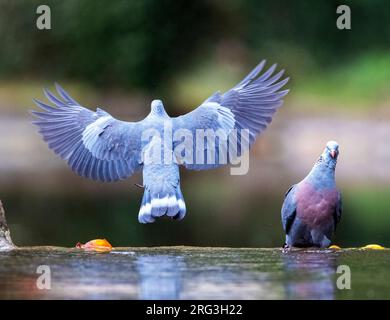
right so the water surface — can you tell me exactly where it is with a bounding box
[0,247,388,299]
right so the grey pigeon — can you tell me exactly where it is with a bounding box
[281,141,342,248]
[31,60,289,223]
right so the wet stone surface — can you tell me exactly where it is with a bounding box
[0,246,389,299]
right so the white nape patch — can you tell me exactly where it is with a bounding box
[82,116,111,150]
[151,99,162,108]
[326,140,339,150]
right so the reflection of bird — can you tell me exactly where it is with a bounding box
[282,251,336,299]
[31,60,289,223]
[281,141,342,248]
[135,255,184,299]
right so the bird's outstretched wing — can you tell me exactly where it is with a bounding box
[172,60,289,170]
[281,184,297,234]
[31,84,144,182]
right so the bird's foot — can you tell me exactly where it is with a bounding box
[134,183,144,189]
[282,243,291,253]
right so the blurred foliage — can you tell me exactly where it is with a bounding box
[0,0,389,94]
[242,0,390,65]
[340,187,390,246]
[0,0,220,90]
[292,52,390,109]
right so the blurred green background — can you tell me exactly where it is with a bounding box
[0,0,389,247]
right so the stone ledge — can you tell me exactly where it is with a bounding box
[0,200,15,250]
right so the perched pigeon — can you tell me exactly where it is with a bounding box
[31,60,289,223]
[281,141,342,248]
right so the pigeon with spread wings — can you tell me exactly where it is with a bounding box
[32,60,289,223]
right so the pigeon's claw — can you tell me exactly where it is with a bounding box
[282,243,291,254]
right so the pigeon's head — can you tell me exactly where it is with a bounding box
[150,99,167,117]
[322,140,340,162]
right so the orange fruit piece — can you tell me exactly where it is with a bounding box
[76,239,113,252]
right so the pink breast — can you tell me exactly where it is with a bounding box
[296,181,338,228]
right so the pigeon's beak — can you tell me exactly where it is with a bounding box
[330,150,338,159]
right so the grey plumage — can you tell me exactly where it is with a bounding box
[32,60,289,223]
[281,141,342,248]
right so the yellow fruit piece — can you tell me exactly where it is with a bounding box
[329,245,341,250]
[361,244,385,250]
[76,239,113,252]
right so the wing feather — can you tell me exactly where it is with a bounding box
[334,191,342,230]
[173,60,289,170]
[281,184,297,233]
[31,84,144,182]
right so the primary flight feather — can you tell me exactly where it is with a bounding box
[31,60,289,223]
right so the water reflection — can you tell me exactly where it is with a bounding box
[1,248,389,299]
[282,250,338,300]
[135,254,185,300]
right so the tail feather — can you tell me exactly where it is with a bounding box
[138,185,186,224]
[173,185,186,220]
[166,191,180,217]
[139,191,154,223]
